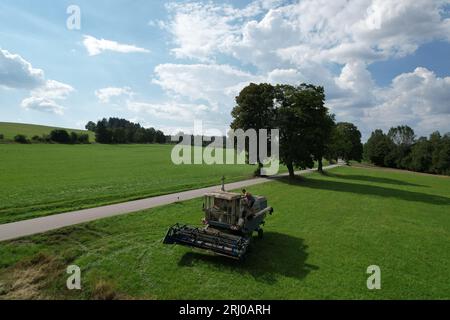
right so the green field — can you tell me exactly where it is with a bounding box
[0,144,258,224]
[0,166,448,299]
[0,122,95,141]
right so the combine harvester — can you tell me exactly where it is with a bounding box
[164,182,274,260]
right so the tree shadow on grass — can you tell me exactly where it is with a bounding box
[178,232,318,284]
[323,172,427,187]
[279,176,450,206]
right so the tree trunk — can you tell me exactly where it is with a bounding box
[317,158,323,174]
[287,162,295,178]
[255,162,263,176]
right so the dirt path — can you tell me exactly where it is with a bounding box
[0,164,341,242]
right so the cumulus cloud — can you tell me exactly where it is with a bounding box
[95,87,134,103]
[162,0,450,75]
[0,48,74,115]
[163,2,239,61]
[0,49,45,89]
[157,0,450,137]
[364,68,450,134]
[153,63,260,107]
[21,80,74,115]
[83,35,150,56]
[127,100,209,122]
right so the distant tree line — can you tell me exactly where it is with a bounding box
[231,83,363,177]
[13,130,90,144]
[86,118,168,144]
[364,126,450,175]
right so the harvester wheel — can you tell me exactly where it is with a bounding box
[257,229,264,239]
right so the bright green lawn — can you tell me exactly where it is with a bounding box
[0,166,449,299]
[0,122,95,141]
[0,144,258,224]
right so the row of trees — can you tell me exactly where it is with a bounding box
[364,126,450,175]
[13,130,90,144]
[86,118,167,144]
[231,83,363,177]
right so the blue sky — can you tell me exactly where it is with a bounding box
[1,0,450,139]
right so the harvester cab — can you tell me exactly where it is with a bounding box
[163,189,274,260]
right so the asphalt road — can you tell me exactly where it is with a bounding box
[0,164,341,242]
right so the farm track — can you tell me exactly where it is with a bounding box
[0,164,341,241]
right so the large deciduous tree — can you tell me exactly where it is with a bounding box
[384,125,416,168]
[231,83,276,175]
[388,125,416,147]
[276,84,331,177]
[364,129,395,166]
[327,122,363,165]
[293,84,334,173]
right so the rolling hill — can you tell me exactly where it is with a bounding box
[0,122,95,141]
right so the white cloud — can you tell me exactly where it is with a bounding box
[159,0,450,137]
[127,100,209,122]
[0,48,74,115]
[0,49,45,89]
[95,87,134,103]
[163,2,240,61]
[153,63,260,107]
[21,80,74,115]
[364,68,450,135]
[163,0,449,67]
[352,0,450,58]
[83,35,150,56]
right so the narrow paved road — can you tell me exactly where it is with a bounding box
[0,164,341,242]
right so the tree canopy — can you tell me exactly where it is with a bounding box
[364,127,450,175]
[327,122,363,164]
[88,118,168,144]
[231,83,353,178]
[231,83,277,174]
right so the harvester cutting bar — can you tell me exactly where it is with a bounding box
[163,224,250,260]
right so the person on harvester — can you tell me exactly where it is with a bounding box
[242,189,255,209]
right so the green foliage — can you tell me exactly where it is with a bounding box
[75,133,90,144]
[0,133,3,140]
[231,83,277,173]
[31,135,41,142]
[91,118,165,144]
[14,134,30,144]
[85,121,97,132]
[365,127,450,176]
[231,83,336,177]
[408,137,432,172]
[50,129,71,144]
[364,129,395,166]
[155,130,166,144]
[388,125,415,146]
[1,166,449,299]
[327,122,363,164]
[231,83,276,131]
[276,84,333,176]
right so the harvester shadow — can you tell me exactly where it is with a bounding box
[278,176,450,206]
[178,232,318,284]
